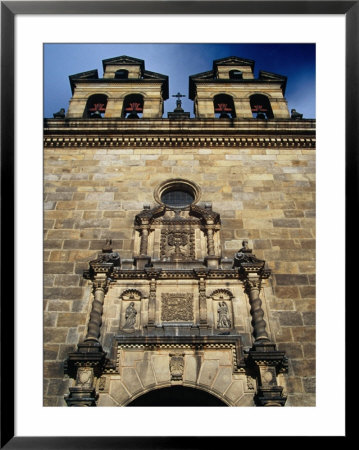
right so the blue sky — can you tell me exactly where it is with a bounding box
[44,43,315,119]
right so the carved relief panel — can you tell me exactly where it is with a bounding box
[160,226,195,261]
[161,293,194,322]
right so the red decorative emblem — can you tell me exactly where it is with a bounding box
[125,102,143,112]
[215,103,232,112]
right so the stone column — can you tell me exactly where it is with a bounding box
[85,274,108,343]
[206,227,215,256]
[140,227,149,255]
[199,276,207,326]
[148,277,157,326]
[243,274,270,343]
[65,367,98,407]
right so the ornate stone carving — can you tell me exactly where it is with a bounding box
[243,276,269,342]
[247,376,255,390]
[161,293,194,322]
[76,367,94,388]
[123,302,137,329]
[233,240,265,268]
[198,276,207,325]
[217,301,231,329]
[160,228,195,260]
[98,376,106,391]
[169,352,185,381]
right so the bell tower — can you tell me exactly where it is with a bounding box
[66,55,169,119]
[189,56,290,119]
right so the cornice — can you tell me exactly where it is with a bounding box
[44,134,315,148]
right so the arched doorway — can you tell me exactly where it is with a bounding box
[127,386,228,407]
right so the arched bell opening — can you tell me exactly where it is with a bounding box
[114,69,129,79]
[122,94,144,119]
[83,94,108,118]
[126,385,228,407]
[213,94,236,119]
[250,94,274,119]
[229,69,243,80]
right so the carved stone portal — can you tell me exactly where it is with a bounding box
[161,293,194,322]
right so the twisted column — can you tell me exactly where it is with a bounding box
[206,227,215,256]
[244,275,270,342]
[85,274,108,342]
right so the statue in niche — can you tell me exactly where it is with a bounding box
[217,301,231,328]
[124,302,137,329]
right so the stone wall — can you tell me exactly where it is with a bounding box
[44,135,315,406]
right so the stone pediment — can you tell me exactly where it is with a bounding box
[213,56,255,69]
[69,69,98,93]
[102,55,145,69]
[259,70,287,94]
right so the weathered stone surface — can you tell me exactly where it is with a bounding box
[121,368,143,394]
[109,380,130,405]
[136,360,156,388]
[275,274,308,285]
[152,355,171,384]
[56,313,87,327]
[276,311,304,326]
[183,355,201,384]
[225,380,244,403]
[198,360,219,387]
[212,367,233,394]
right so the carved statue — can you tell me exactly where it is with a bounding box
[217,301,231,328]
[291,109,303,119]
[124,302,137,329]
[53,108,65,118]
[233,240,264,266]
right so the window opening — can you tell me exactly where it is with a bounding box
[122,94,144,119]
[250,94,274,119]
[84,94,108,118]
[213,94,236,119]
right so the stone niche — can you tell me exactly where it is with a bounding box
[119,289,143,333]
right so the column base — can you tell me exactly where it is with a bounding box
[65,387,98,407]
[134,256,152,269]
[254,386,287,406]
[204,256,221,268]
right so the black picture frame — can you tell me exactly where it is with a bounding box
[1,1,352,447]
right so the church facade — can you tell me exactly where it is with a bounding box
[44,55,315,406]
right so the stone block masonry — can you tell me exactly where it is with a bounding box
[44,128,315,406]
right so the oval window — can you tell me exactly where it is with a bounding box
[161,189,194,208]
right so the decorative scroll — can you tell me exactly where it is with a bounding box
[161,293,194,322]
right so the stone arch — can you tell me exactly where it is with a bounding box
[209,288,233,299]
[100,376,255,407]
[120,288,143,300]
[100,345,255,407]
[244,91,273,99]
[125,384,229,406]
